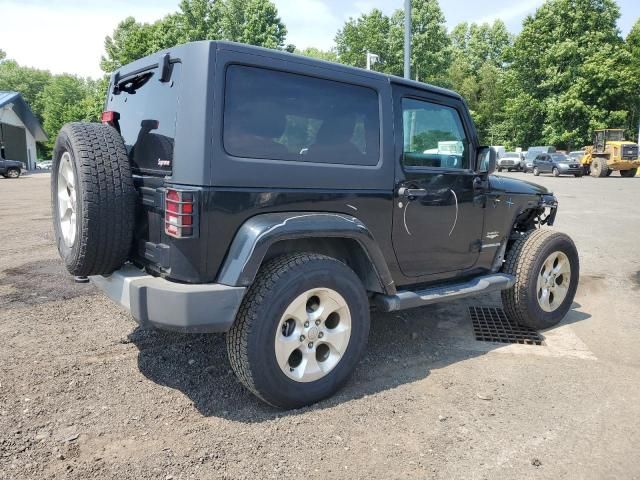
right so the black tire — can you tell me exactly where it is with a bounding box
[533,166,540,176]
[574,172,583,177]
[620,168,637,178]
[552,167,560,177]
[227,253,370,409]
[6,168,20,178]
[497,167,503,172]
[51,123,135,276]
[501,229,579,330]
[591,157,609,177]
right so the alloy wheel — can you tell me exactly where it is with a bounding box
[274,288,352,382]
[536,251,571,313]
[57,152,77,247]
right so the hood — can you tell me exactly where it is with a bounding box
[489,175,550,195]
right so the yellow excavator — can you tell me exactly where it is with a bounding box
[581,129,640,177]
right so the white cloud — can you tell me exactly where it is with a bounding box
[272,0,340,50]
[0,1,176,78]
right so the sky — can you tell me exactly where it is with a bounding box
[0,0,638,79]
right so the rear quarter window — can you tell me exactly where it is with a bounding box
[223,65,380,167]
[107,63,181,176]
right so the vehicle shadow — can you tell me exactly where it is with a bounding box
[130,293,591,422]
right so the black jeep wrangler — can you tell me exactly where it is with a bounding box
[51,41,579,408]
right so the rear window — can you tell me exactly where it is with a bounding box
[107,63,181,175]
[223,65,380,166]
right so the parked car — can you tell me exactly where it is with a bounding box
[0,157,22,178]
[497,152,523,172]
[523,146,556,173]
[568,150,585,163]
[533,153,583,177]
[50,41,579,409]
[38,160,53,170]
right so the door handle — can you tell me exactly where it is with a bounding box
[398,187,427,198]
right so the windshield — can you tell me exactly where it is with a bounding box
[504,152,519,158]
[550,154,568,162]
[606,130,624,141]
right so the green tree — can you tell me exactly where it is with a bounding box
[0,49,6,61]
[393,0,451,84]
[0,59,52,117]
[447,21,512,142]
[296,47,338,63]
[101,17,157,73]
[334,0,450,83]
[334,9,392,72]
[101,0,288,74]
[506,0,635,149]
[625,18,640,141]
[236,0,287,48]
[38,75,96,151]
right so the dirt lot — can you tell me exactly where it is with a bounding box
[1,171,639,480]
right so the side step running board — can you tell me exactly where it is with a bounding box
[374,273,515,312]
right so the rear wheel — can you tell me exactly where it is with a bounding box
[590,157,609,177]
[501,229,579,330]
[533,166,540,176]
[227,253,370,409]
[497,167,503,172]
[620,168,637,178]
[552,167,560,177]
[52,122,135,276]
[6,168,20,178]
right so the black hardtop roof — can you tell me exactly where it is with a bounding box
[112,40,463,101]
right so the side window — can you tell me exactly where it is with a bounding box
[401,97,470,170]
[223,65,380,166]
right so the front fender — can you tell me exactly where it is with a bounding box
[216,212,395,293]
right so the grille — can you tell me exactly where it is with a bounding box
[622,144,638,160]
[469,306,544,345]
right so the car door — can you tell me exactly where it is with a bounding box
[535,154,546,172]
[391,88,485,277]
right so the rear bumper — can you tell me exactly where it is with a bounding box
[90,265,246,333]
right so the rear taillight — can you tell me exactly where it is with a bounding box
[101,110,120,130]
[165,188,196,238]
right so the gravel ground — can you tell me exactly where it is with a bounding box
[1,171,640,480]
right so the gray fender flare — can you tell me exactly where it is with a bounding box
[216,212,396,294]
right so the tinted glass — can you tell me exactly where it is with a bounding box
[223,65,380,166]
[551,154,568,162]
[401,98,470,169]
[107,63,181,175]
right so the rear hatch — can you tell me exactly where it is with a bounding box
[105,60,182,275]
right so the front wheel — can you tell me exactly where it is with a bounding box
[552,167,560,177]
[501,229,579,330]
[497,167,503,172]
[591,157,609,177]
[6,168,20,178]
[533,166,540,176]
[620,168,637,178]
[227,253,370,409]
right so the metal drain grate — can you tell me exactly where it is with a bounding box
[469,306,545,345]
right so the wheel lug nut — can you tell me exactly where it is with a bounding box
[299,335,305,342]
[318,332,324,338]
[308,342,314,349]
[304,321,309,328]
[315,319,321,326]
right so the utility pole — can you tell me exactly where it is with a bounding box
[404,0,411,79]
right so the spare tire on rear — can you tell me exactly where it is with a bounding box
[52,122,135,276]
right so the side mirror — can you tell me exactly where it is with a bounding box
[477,146,496,176]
